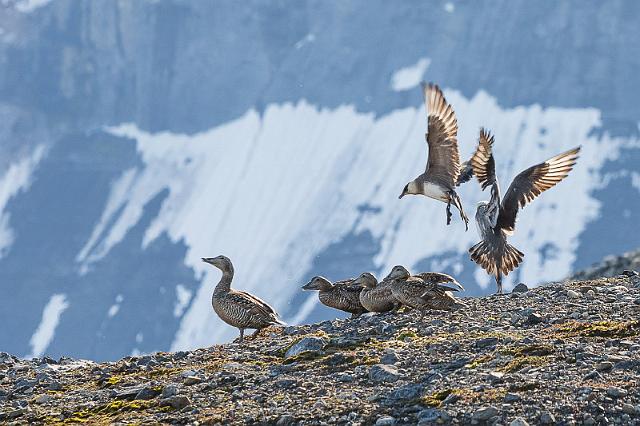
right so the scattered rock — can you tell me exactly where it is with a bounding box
[475,337,499,349]
[368,364,400,383]
[276,414,295,425]
[183,376,202,386]
[527,312,544,324]
[540,411,556,424]
[595,361,614,372]
[159,395,191,410]
[380,349,399,365]
[284,336,327,358]
[512,283,529,293]
[607,386,628,398]
[504,393,521,403]
[473,406,499,421]
[566,289,580,298]
[375,415,396,425]
[510,418,529,426]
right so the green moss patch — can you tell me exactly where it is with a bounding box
[556,320,640,338]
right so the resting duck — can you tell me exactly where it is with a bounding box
[302,276,368,318]
[389,267,465,318]
[203,255,285,342]
[354,270,402,313]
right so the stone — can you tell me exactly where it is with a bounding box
[472,406,499,421]
[606,386,627,398]
[540,411,556,424]
[475,337,499,349]
[161,384,178,398]
[385,383,423,402]
[159,395,191,410]
[284,336,327,358]
[566,289,580,298]
[368,364,400,383]
[595,361,614,371]
[34,394,52,404]
[510,418,529,426]
[113,386,145,400]
[622,270,639,277]
[276,414,295,426]
[527,313,544,324]
[583,370,602,380]
[622,403,637,415]
[183,376,202,386]
[380,349,399,365]
[504,393,522,404]
[47,381,62,391]
[135,386,161,400]
[512,283,529,293]
[418,409,447,422]
[375,416,396,425]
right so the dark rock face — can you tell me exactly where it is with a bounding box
[1,1,640,360]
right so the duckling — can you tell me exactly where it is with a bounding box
[302,276,368,318]
[202,255,285,342]
[390,270,465,319]
[354,271,402,313]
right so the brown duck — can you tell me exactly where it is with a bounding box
[203,255,285,342]
[389,267,465,318]
[354,269,403,313]
[302,276,368,318]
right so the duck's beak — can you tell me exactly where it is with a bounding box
[301,281,315,290]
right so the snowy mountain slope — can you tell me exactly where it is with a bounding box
[1,1,639,360]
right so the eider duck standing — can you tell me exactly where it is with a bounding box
[399,83,469,230]
[389,268,465,319]
[468,129,580,293]
[203,256,285,342]
[302,276,368,318]
[354,272,401,313]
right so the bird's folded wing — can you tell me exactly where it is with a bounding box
[233,290,280,319]
[414,272,464,291]
[423,83,461,187]
[497,147,581,234]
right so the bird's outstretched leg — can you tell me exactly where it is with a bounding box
[446,201,453,225]
[251,328,263,338]
[234,328,245,343]
[495,274,503,295]
[450,191,469,231]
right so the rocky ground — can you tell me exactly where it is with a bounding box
[2,272,640,425]
[572,249,640,280]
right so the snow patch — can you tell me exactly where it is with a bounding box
[26,294,69,358]
[174,284,192,317]
[107,294,123,318]
[14,0,52,13]
[0,146,45,258]
[390,58,431,91]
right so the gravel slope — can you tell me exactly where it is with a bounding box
[1,273,640,425]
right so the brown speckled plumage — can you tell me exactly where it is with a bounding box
[354,270,402,313]
[203,255,284,342]
[390,270,465,318]
[302,276,367,318]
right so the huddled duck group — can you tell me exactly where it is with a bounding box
[203,82,581,341]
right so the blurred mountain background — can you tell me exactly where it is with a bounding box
[0,0,638,360]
